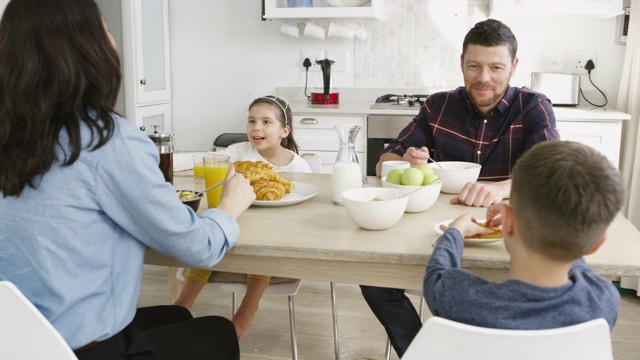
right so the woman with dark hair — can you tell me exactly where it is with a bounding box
[0,0,255,358]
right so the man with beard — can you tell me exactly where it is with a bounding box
[366,19,560,358]
[376,19,560,208]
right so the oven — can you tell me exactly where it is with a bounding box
[366,94,428,176]
[366,115,414,175]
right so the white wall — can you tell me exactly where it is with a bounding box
[169,0,353,151]
[505,16,625,104]
[169,0,627,151]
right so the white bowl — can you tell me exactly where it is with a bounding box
[342,187,408,230]
[431,161,482,194]
[381,177,442,213]
[380,160,410,178]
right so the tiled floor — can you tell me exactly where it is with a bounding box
[138,265,640,359]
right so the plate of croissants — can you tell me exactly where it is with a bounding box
[433,218,503,245]
[234,160,319,207]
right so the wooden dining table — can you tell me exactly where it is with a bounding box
[145,171,640,293]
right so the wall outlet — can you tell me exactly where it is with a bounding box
[301,50,348,72]
[571,51,597,75]
[301,50,325,72]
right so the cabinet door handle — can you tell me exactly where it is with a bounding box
[301,153,318,158]
[140,79,146,85]
[300,118,318,125]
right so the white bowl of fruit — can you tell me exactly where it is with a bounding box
[381,164,442,213]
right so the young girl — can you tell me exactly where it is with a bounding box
[175,95,311,340]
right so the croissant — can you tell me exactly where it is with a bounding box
[234,160,272,173]
[468,219,503,239]
[244,167,280,184]
[253,180,286,201]
[234,160,295,199]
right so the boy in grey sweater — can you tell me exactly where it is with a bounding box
[425,140,624,330]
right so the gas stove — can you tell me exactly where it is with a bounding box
[369,94,430,109]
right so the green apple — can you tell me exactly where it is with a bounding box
[386,168,404,185]
[416,163,434,178]
[401,167,424,186]
[422,173,441,185]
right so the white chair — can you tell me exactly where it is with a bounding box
[0,281,77,359]
[211,275,303,359]
[301,153,323,173]
[402,316,613,360]
[385,288,424,360]
[176,269,303,359]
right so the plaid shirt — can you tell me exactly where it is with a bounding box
[383,86,560,181]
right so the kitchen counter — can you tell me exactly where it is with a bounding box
[290,100,631,121]
[553,106,631,121]
[289,99,630,171]
[289,100,421,116]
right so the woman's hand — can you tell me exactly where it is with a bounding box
[216,163,256,219]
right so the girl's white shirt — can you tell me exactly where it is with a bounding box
[221,142,312,173]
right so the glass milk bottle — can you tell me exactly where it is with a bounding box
[332,124,362,205]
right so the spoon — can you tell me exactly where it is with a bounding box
[412,147,443,169]
[199,179,225,195]
[428,157,443,169]
[399,176,442,199]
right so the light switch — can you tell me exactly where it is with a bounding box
[542,53,566,73]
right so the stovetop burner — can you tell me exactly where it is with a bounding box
[370,94,430,109]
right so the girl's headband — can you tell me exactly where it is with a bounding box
[261,95,290,126]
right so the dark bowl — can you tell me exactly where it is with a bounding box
[176,190,203,212]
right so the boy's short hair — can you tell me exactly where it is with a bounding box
[510,141,624,261]
[463,19,518,61]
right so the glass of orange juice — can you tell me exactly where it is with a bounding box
[203,153,230,208]
[193,153,205,183]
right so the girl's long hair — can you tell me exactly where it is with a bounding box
[249,96,300,154]
[0,0,121,196]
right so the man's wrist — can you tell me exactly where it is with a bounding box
[499,179,511,200]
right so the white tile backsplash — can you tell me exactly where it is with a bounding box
[354,0,489,89]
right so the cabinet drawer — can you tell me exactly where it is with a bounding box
[556,121,621,168]
[293,115,365,152]
[299,150,364,175]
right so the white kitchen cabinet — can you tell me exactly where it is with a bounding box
[121,0,172,135]
[263,0,383,20]
[556,120,623,168]
[293,114,366,174]
[137,103,172,135]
